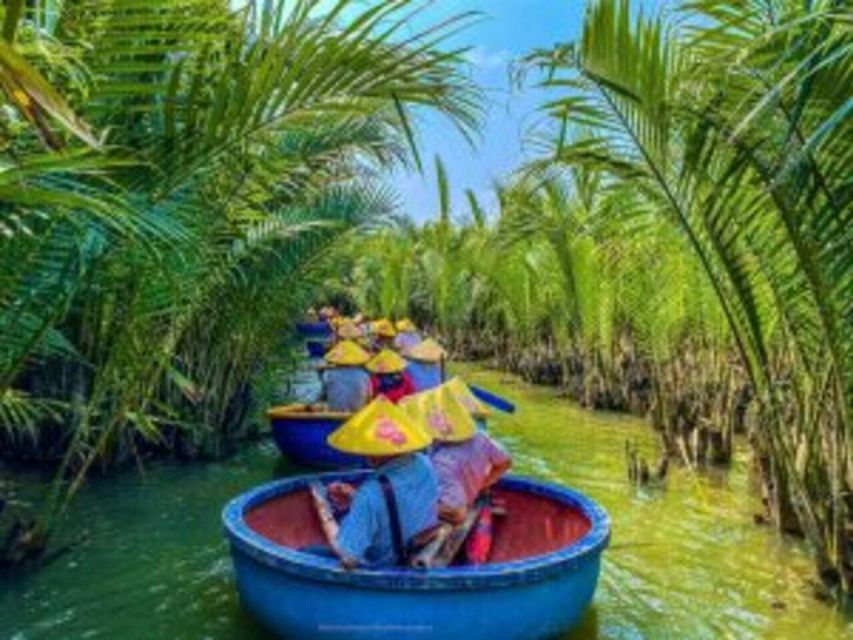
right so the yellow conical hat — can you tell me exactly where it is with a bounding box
[372,318,397,338]
[366,349,408,374]
[337,321,363,339]
[405,338,447,363]
[328,397,432,455]
[324,340,370,366]
[445,376,489,417]
[400,382,477,443]
[395,318,416,333]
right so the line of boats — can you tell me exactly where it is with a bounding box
[221,318,610,639]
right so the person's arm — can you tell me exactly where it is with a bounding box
[437,476,469,524]
[438,503,467,525]
[333,486,378,570]
[482,435,513,489]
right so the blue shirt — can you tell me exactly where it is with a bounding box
[323,366,371,412]
[336,454,438,566]
[406,361,443,392]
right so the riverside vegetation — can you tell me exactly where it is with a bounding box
[0,0,851,610]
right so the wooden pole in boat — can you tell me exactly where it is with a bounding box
[309,481,338,543]
[410,523,453,569]
[413,507,482,569]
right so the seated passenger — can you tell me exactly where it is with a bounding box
[403,383,512,525]
[335,320,363,343]
[312,397,438,569]
[322,340,371,412]
[370,318,397,351]
[367,349,415,404]
[404,338,447,392]
[393,318,422,352]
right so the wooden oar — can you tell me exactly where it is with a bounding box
[470,385,516,414]
[411,506,483,569]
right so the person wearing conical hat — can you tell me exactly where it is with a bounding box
[309,397,439,569]
[370,318,397,350]
[393,318,421,352]
[336,320,363,342]
[404,382,512,525]
[403,338,447,392]
[367,349,415,404]
[321,340,372,412]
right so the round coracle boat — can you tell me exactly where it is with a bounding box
[223,472,610,640]
[296,321,332,338]
[268,405,364,468]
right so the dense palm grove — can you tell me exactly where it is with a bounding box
[0,0,850,601]
[0,0,479,563]
[335,0,853,593]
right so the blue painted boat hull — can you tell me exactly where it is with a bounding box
[269,410,365,469]
[305,340,329,358]
[296,321,332,337]
[223,474,609,640]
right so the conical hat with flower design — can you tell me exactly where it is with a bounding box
[445,376,489,417]
[324,340,370,366]
[328,397,432,455]
[400,382,477,443]
[366,349,408,374]
[395,318,417,333]
[405,338,447,363]
[337,320,363,339]
[372,318,397,338]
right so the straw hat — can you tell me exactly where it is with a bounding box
[445,377,488,417]
[372,318,397,338]
[395,318,417,333]
[328,397,432,456]
[405,338,447,363]
[400,383,477,443]
[324,340,370,366]
[337,321,363,340]
[366,349,408,374]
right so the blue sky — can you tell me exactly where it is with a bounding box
[389,1,581,222]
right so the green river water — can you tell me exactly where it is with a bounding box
[1,363,851,639]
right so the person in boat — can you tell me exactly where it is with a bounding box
[403,338,447,392]
[370,318,397,351]
[321,340,372,412]
[311,397,439,569]
[404,383,512,525]
[367,349,416,404]
[335,319,363,344]
[393,318,422,352]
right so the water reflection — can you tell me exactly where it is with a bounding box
[0,363,849,639]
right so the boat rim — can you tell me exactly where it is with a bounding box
[267,404,353,421]
[222,472,610,590]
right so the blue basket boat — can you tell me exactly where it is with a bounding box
[296,321,332,338]
[223,472,610,640]
[268,405,365,469]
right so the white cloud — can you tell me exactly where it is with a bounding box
[466,46,512,70]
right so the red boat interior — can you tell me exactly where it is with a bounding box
[245,487,592,564]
